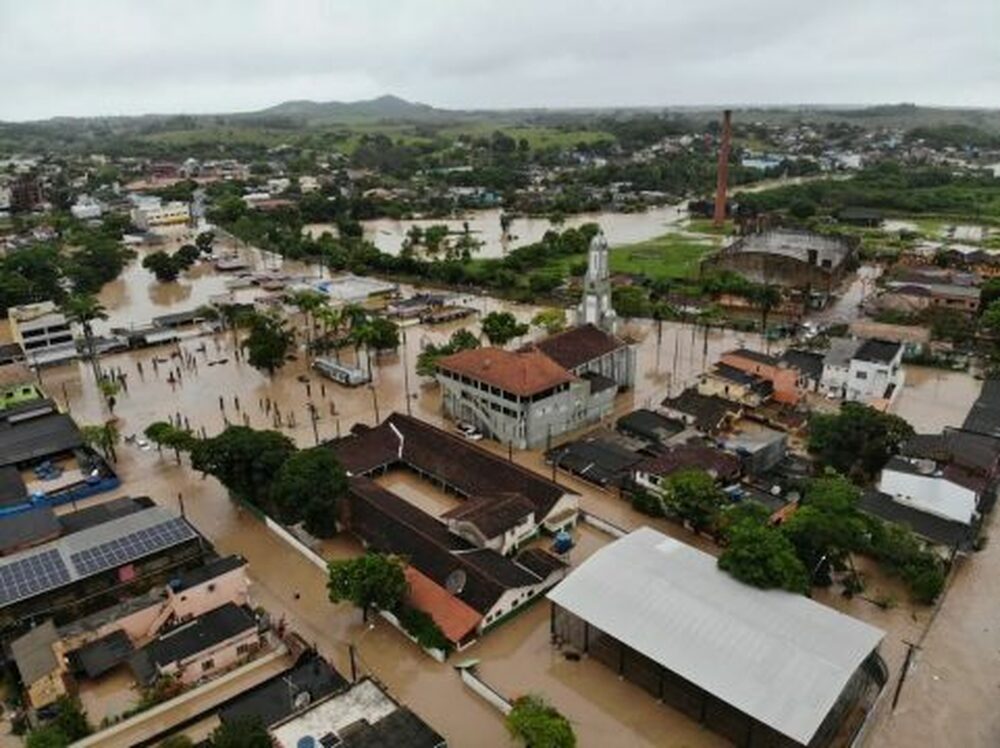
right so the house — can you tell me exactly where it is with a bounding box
[549,528,887,748]
[10,620,67,709]
[534,323,636,390]
[859,490,976,553]
[697,363,774,407]
[218,652,348,729]
[0,363,44,412]
[820,338,903,404]
[129,603,262,687]
[720,348,801,404]
[326,413,579,534]
[0,343,25,366]
[436,345,615,450]
[660,388,741,433]
[0,504,207,630]
[346,477,566,644]
[269,677,446,748]
[877,457,981,528]
[779,349,825,392]
[547,435,646,488]
[876,281,981,315]
[847,321,930,356]
[632,444,741,493]
[963,379,1000,438]
[441,494,536,555]
[616,409,686,445]
[130,200,190,230]
[7,301,78,367]
[718,419,789,475]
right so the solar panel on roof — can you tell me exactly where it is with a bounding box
[0,549,71,606]
[69,517,195,576]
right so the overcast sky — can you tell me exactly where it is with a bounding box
[1,0,996,121]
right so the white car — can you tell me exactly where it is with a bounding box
[463,430,484,441]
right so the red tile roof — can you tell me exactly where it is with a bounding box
[404,566,482,645]
[437,347,574,397]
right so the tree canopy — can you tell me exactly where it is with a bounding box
[242,312,294,375]
[809,402,914,482]
[481,311,529,346]
[270,447,348,537]
[661,469,725,533]
[191,426,295,504]
[718,517,810,594]
[328,553,408,620]
[416,327,480,377]
[206,716,272,748]
[506,694,576,748]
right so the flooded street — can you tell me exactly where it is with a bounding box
[892,366,983,433]
[10,214,996,747]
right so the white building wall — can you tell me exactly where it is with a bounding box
[878,469,978,524]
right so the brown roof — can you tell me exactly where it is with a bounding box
[404,566,481,644]
[515,548,567,579]
[327,413,574,521]
[442,493,535,539]
[636,445,742,482]
[0,363,34,390]
[437,347,573,397]
[533,324,627,371]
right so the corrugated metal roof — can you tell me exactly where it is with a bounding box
[547,528,884,745]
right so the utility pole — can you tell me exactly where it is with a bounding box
[401,329,412,416]
[309,403,319,445]
[370,385,380,424]
[349,643,358,682]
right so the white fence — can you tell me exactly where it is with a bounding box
[579,509,628,539]
[458,667,512,716]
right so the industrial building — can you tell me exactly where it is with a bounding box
[549,528,887,748]
[703,229,856,293]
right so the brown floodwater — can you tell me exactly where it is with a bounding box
[22,220,996,747]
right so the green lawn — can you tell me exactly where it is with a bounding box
[608,234,716,280]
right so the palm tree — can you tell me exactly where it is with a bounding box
[63,294,108,387]
[315,305,344,361]
[290,290,327,360]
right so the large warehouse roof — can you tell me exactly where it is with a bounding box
[548,528,884,746]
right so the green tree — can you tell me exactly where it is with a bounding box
[158,736,195,748]
[195,231,215,254]
[80,421,119,463]
[175,244,201,269]
[719,519,810,593]
[327,553,407,621]
[145,421,197,465]
[270,447,348,537]
[612,285,651,318]
[290,289,327,359]
[62,294,108,387]
[416,328,480,377]
[980,299,1000,335]
[191,426,295,505]
[808,403,914,482]
[506,694,576,748]
[206,716,271,748]
[242,312,294,375]
[781,476,867,586]
[481,311,529,346]
[25,727,70,748]
[532,308,567,335]
[142,251,181,282]
[661,469,725,533]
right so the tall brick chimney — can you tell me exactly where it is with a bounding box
[713,109,732,228]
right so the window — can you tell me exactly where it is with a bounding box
[855,371,868,380]
[236,643,251,656]
[201,659,215,672]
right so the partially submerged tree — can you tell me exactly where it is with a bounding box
[416,328,480,377]
[270,447,348,537]
[242,312,294,375]
[809,402,914,482]
[327,553,407,622]
[719,518,810,594]
[206,716,271,748]
[506,694,576,748]
[481,311,529,346]
[191,426,295,505]
[62,293,108,386]
[660,469,725,534]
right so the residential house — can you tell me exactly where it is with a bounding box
[7,301,78,367]
[660,388,741,433]
[820,338,903,404]
[269,677,446,748]
[632,444,741,494]
[720,348,801,404]
[129,603,262,687]
[778,349,825,393]
[876,281,981,315]
[0,363,44,411]
[697,363,774,407]
[10,620,68,709]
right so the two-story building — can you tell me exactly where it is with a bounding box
[8,301,78,367]
[821,338,904,405]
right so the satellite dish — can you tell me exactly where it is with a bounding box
[445,569,467,595]
[293,690,312,710]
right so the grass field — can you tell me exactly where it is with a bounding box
[608,233,716,280]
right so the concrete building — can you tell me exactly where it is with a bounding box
[8,301,78,366]
[70,195,103,221]
[0,363,44,412]
[130,199,190,230]
[820,338,904,404]
[534,323,636,390]
[437,346,616,449]
[697,363,774,407]
[549,528,887,748]
[10,620,67,709]
[269,677,446,748]
[720,348,803,405]
[576,229,617,333]
[876,281,981,315]
[703,229,855,292]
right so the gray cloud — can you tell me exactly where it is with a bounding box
[0,0,996,120]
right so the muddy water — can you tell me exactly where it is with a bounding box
[892,366,982,433]
[358,204,687,259]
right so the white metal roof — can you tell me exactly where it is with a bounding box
[548,527,884,745]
